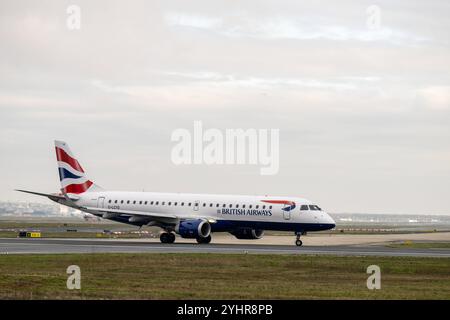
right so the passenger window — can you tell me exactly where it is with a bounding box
[269,206,272,209]
[262,205,266,209]
[222,204,226,208]
[210,203,213,207]
[150,201,154,205]
[188,202,192,206]
[120,200,124,204]
[216,203,219,207]
[114,200,118,204]
[181,202,184,206]
[300,205,309,210]
[242,204,246,208]
[229,204,232,208]
[139,201,142,205]
[168,202,171,206]
[249,205,252,209]
[108,200,111,203]
[256,205,259,209]
[155,201,159,205]
[162,202,165,205]
[236,204,239,208]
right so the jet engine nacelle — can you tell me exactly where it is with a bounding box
[230,228,264,239]
[175,219,211,239]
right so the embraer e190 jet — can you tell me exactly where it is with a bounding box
[17,141,335,246]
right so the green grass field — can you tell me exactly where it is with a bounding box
[0,231,148,239]
[0,221,151,238]
[387,241,450,249]
[0,253,449,299]
[2,220,447,239]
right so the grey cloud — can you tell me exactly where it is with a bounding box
[0,0,449,214]
[165,12,429,45]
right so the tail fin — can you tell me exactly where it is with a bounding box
[55,140,104,194]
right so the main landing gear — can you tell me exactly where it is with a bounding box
[196,235,211,244]
[295,232,303,247]
[159,233,212,244]
[160,232,176,244]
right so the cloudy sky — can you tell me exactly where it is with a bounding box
[1,0,449,214]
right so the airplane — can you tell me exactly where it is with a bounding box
[16,141,336,246]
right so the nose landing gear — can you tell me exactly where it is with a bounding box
[295,232,303,247]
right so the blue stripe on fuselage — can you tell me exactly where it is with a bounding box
[211,220,335,232]
[100,214,335,232]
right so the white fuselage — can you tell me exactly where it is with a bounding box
[74,191,335,233]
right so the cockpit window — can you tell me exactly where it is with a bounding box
[309,205,322,211]
[300,205,309,210]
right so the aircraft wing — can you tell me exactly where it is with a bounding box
[83,206,177,223]
[83,207,217,225]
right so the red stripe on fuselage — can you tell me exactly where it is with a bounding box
[261,200,295,205]
[63,180,93,194]
[55,147,84,173]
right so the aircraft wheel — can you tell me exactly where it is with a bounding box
[295,239,303,247]
[196,235,211,244]
[168,232,176,243]
[160,232,172,244]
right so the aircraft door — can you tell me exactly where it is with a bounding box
[283,205,291,220]
[97,197,105,208]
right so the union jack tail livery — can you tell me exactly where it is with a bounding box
[55,140,103,195]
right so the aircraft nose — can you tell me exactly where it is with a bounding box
[330,216,336,228]
[327,213,336,228]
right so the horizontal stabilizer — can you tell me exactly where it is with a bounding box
[15,189,78,201]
